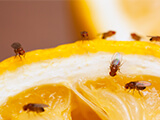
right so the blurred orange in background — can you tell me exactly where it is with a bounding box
[73,0,160,40]
[120,0,160,35]
[1,0,160,61]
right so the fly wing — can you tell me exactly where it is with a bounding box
[11,42,21,49]
[147,36,154,37]
[147,36,159,37]
[33,103,49,108]
[136,81,151,87]
[111,52,122,62]
[81,31,87,34]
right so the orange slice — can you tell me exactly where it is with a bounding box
[0,40,160,119]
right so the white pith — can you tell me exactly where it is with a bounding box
[0,52,160,106]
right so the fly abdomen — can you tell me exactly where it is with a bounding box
[137,87,146,90]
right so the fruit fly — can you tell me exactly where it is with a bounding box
[11,42,25,58]
[125,81,151,96]
[23,103,49,113]
[131,33,141,41]
[101,30,116,39]
[109,52,122,77]
[147,36,160,41]
[81,31,89,39]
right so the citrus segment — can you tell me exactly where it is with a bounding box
[71,92,102,120]
[0,85,71,120]
[0,84,105,120]
[78,75,160,120]
[0,40,160,119]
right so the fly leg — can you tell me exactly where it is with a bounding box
[23,53,26,59]
[14,51,18,58]
[118,68,122,74]
[102,34,106,39]
[86,35,89,40]
[19,54,22,60]
[127,88,131,93]
[132,89,135,95]
[33,112,37,117]
[26,110,31,118]
[118,58,125,74]
[138,90,142,96]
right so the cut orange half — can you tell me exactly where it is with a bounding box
[0,40,160,120]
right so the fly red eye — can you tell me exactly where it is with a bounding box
[109,72,116,77]
[125,85,129,89]
[112,31,116,34]
[23,105,28,111]
[131,33,135,36]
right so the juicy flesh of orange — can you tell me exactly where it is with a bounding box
[0,84,101,120]
[80,75,160,120]
[1,40,160,119]
[0,75,159,120]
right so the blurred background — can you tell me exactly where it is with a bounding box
[1,0,160,61]
[0,1,78,61]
